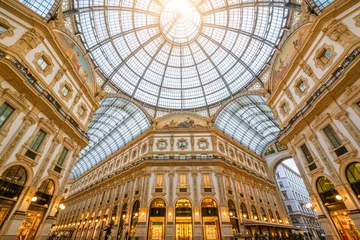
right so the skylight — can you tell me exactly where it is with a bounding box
[75,0,290,109]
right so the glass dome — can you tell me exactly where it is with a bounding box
[75,0,290,109]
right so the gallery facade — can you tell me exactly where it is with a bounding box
[0,0,359,239]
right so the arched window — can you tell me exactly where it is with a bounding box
[240,203,248,219]
[1,165,27,185]
[316,176,335,193]
[130,200,140,236]
[38,179,55,195]
[269,210,274,222]
[151,198,166,208]
[201,198,217,208]
[346,162,360,196]
[275,211,281,221]
[260,207,267,220]
[251,205,258,220]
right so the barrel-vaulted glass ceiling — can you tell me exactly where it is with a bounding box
[215,95,280,155]
[71,98,150,178]
[74,0,290,109]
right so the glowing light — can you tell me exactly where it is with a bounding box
[336,195,342,200]
[141,212,145,216]
[263,217,267,221]
[59,204,65,210]
[229,212,233,216]
[122,214,126,219]
[31,196,37,202]
[305,203,313,209]
[135,213,138,217]
[95,219,98,222]
[243,214,247,218]
[168,212,172,216]
[195,212,199,216]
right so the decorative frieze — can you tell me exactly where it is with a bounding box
[14,28,44,53]
[323,20,359,47]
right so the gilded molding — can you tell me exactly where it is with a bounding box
[0,18,15,40]
[32,51,54,77]
[15,28,44,52]
[58,81,74,102]
[314,43,336,71]
[293,76,309,98]
[323,19,359,47]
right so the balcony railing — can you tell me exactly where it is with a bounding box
[0,50,88,139]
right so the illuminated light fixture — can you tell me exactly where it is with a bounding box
[141,212,145,216]
[223,212,226,216]
[122,214,126,219]
[272,219,275,222]
[59,204,65,210]
[83,222,85,224]
[135,213,138,217]
[73,223,75,225]
[264,217,267,221]
[195,212,199,216]
[103,218,106,221]
[230,212,233,216]
[168,212,172,216]
[305,203,313,209]
[335,195,342,200]
[112,216,115,220]
[77,222,80,225]
[254,216,258,220]
[285,220,289,224]
[31,196,37,202]
[95,219,99,222]
[243,214,247,218]
[343,212,347,216]
[279,220,283,223]
[89,220,92,223]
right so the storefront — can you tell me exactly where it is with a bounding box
[117,203,128,240]
[317,176,360,240]
[0,165,27,230]
[148,198,166,240]
[16,179,55,240]
[228,200,239,234]
[130,200,140,239]
[175,198,193,240]
[201,198,220,240]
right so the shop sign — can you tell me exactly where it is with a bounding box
[34,191,53,206]
[176,207,192,216]
[0,180,23,199]
[150,208,166,217]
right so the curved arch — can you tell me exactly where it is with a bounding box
[240,202,249,219]
[200,197,219,207]
[174,197,194,208]
[0,162,34,187]
[338,158,360,183]
[214,94,279,155]
[37,178,56,196]
[266,153,293,183]
[71,98,151,178]
[36,176,60,196]
[311,173,337,194]
[149,197,168,208]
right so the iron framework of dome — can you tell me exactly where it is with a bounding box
[71,98,151,178]
[74,0,291,109]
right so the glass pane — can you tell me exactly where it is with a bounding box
[19,0,56,17]
[29,130,47,152]
[0,102,15,128]
[57,148,69,166]
[323,125,342,148]
[0,25,7,34]
[74,0,290,109]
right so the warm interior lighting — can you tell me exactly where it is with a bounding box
[95,219,98,222]
[243,214,247,218]
[195,212,199,216]
[305,203,313,209]
[263,217,267,221]
[272,219,275,222]
[141,212,145,216]
[31,196,37,202]
[223,212,226,216]
[168,212,172,216]
[229,212,233,216]
[254,216,258,220]
[335,195,342,200]
[122,214,126,219]
[135,213,138,217]
[59,203,65,210]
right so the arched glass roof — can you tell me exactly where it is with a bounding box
[19,0,59,19]
[215,95,279,155]
[71,98,150,178]
[74,0,290,109]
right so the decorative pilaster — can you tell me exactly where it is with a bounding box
[168,169,174,206]
[335,110,360,146]
[215,170,226,205]
[32,135,62,188]
[307,133,341,185]
[192,168,198,206]
[288,147,313,194]
[49,67,67,88]
[300,62,318,81]
[0,114,37,168]
[58,150,81,195]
